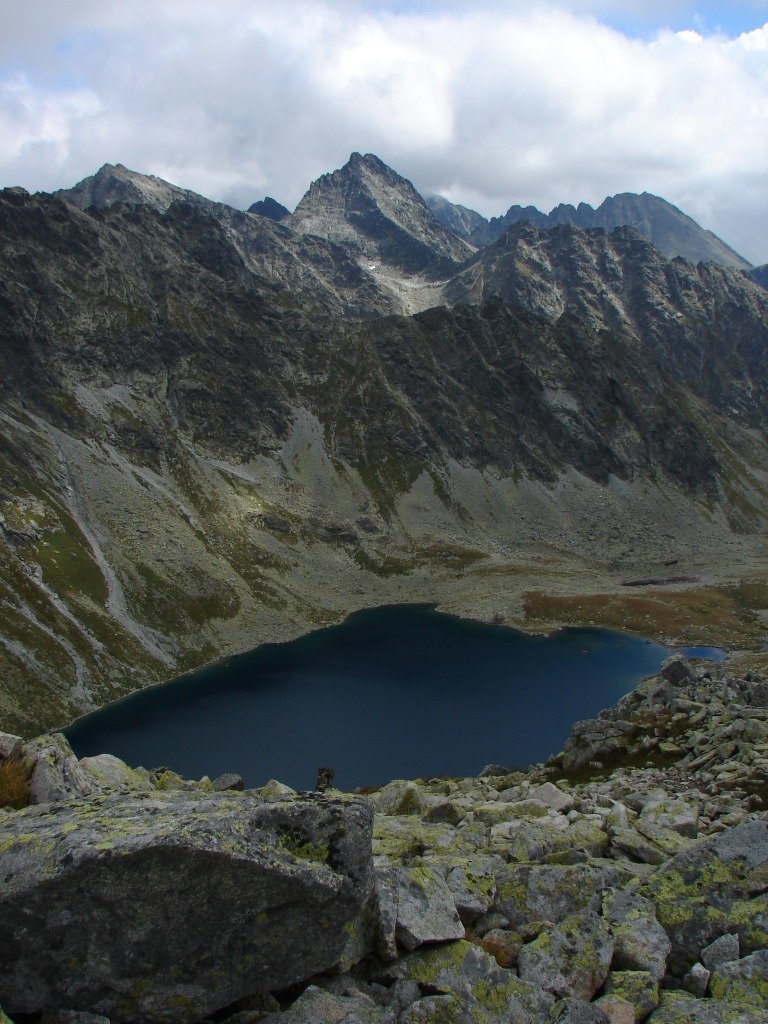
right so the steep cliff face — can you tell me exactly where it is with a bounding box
[0,158,766,737]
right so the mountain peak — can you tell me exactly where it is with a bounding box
[291,153,473,275]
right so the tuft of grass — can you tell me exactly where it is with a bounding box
[0,756,33,810]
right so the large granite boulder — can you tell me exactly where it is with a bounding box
[0,791,374,1023]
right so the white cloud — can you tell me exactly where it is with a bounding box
[0,2,766,263]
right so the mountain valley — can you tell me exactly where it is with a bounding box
[0,154,767,737]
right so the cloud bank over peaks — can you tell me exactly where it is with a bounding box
[0,1,766,263]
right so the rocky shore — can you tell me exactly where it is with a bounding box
[1,654,767,1024]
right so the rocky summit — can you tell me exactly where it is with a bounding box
[1,655,767,1023]
[0,153,767,738]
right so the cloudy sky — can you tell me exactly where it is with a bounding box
[1,1,766,263]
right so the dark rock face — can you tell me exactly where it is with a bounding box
[750,264,768,290]
[248,196,290,221]
[0,792,374,1023]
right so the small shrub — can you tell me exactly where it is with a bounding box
[0,756,33,810]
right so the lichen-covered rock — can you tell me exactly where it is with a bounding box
[517,910,615,1000]
[392,864,465,950]
[682,963,710,997]
[26,733,97,803]
[639,819,768,975]
[604,891,671,981]
[709,950,768,1010]
[0,791,374,1023]
[444,856,500,922]
[376,940,553,1023]
[78,754,154,794]
[495,863,610,931]
[604,970,659,1022]
[372,780,425,816]
[646,990,766,1022]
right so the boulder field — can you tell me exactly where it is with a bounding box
[1,654,767,1024]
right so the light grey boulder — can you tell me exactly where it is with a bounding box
[639,798,699,839]
[259,778,297,799]
[682,962,710,997]
[0,731,24,760]
[518,910,615,1000]
[26,733,97,803]
[528,781,575,813]
[392,864,465,950]
[372,780,425,816]
[495,863,609,931]
[709,950,768,1010]
[0,791,374,1023]
[604,891,671,981]
[700,933,740,971]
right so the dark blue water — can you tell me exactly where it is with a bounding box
[65,604,721,791]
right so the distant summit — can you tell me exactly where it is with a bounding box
[56,163,209,214]
[426,190,752,270]
[248,196,290,221]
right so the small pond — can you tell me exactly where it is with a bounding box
[66,604,724,790]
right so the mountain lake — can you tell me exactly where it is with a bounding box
[65,603,725,790]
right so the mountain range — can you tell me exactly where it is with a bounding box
[0,152,766,736]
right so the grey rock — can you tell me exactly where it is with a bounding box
[529,782,575,813]
[0,791,374,1023]
[261,986,393,1024]
[592,995,636,1024]
[646,990,766,1022]
[372,780,425,816]
[604,891,670,981]
[518,910,615,1000]
[40,1013,111,1024]
[604,970,660,1022]
[373,866,399,962]
[26,733,97,804]
[700,933,740,971]
[550,998,611,1023]
[78,754,154,794]
[212,772,245,792]
[377,940,553,1022]
[682,962,710,997]
[392,864,465,950]
[710,950,768,1010]
[659,655,694,686]
[0,732,24,760]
